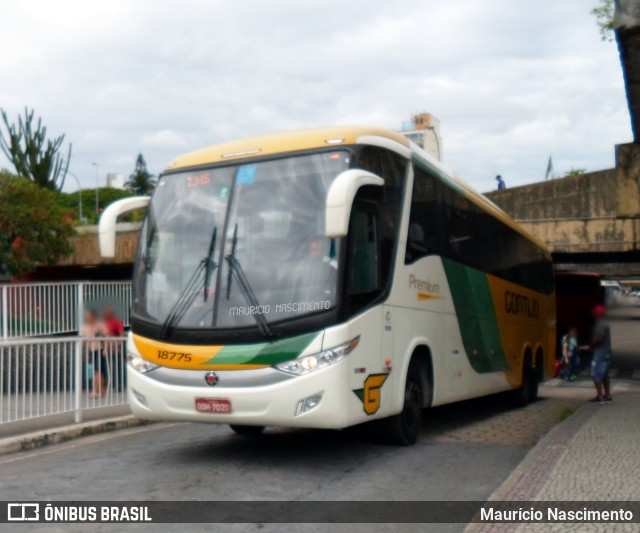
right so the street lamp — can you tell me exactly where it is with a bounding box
[66,171,85,224]
[92,162,100,213]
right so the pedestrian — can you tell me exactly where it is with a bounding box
[81,309,109,398]
[495,175,506,191]
[588,305,612,403]
[103,306,124,337]
[102,306,125,391]
[561,327,579,381]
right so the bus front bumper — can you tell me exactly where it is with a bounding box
[127,362,350,429]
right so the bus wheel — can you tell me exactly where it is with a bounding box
[380,360,424,446]
[511,357,536,407]
[229,425,265,436]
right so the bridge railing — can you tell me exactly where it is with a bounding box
[0,281,132,340]
[0,336,128,425]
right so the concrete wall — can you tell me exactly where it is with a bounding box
[57,224,141,267]
[514,217,639,254]
[486,143,640,254]
[615,142,640,217]
[486,168,618,221]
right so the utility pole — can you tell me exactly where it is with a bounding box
[66,171,84,224]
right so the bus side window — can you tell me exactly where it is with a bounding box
[357,145,407,289]
[405,163,448,263]
[346,200,384,315]
[348,206,380,295]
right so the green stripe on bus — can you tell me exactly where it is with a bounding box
[203,332,318,366]
[441,258,508,373]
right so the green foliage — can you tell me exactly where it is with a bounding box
[564,167,587,177]
[56,187,130,225]
[592,0,615,42]
[125,153,156,194]
[0,171,74,276]
[0,107,72,191]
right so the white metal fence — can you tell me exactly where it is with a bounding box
[0,281,132,340]
[1,336,127,425]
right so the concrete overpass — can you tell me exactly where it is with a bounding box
[28,223,141,281]
[485,142,640,277]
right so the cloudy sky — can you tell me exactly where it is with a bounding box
[0,0,630,193]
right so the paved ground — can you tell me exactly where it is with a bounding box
[465,310,640,533]
[466,387,640,533]
[0,312,637,533]
[0,382,618,533]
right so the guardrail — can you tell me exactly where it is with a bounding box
[0,281,132,340]
[1,336,127,425]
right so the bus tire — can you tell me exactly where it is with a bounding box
[511,355,536,407]
[229,425,265,436]
[379,359,424,446]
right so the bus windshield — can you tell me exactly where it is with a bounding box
[133,150,351,333]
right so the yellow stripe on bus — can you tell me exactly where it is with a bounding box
[417,292,443,300]
[133,334,224,369]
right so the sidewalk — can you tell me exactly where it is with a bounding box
[467,379,640,532]
[0,404,147,455]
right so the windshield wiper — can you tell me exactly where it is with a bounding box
[225,224,274,338]
[144,212,156,273]
[203,227,218,302]
[159,227,218,339]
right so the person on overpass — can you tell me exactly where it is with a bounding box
[495,175,506,191]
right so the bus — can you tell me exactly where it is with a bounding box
[600,279,621,307]
[99,126,556,445]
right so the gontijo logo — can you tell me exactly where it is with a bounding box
[353,373,389,415]
[505,290,539,319]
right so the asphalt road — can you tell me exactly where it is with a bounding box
[0,416,525,533]
[1,311,638,533]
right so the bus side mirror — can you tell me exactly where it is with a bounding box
[325,169,384,238]
[99,196,151,258]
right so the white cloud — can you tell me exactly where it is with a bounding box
[0,0,631,193]
[141,129,188,150]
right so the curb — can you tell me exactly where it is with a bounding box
[0,415,150,456]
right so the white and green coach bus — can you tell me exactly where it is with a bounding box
[99,126,555,445]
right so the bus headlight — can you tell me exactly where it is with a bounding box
[275,336,359,376]
[127,350,159,374]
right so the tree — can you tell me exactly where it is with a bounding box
[125,153,156,194]
[0,171,74,276]
[564,167,587,177]
[592,0,615,42]
[0,107,72,191]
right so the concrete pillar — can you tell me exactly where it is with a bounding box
[615,143,640,217]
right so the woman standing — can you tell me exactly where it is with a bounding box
[82,309,109,398]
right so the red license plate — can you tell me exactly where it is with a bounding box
[195,398,232,414]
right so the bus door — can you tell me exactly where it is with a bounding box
[346,200,393,417]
